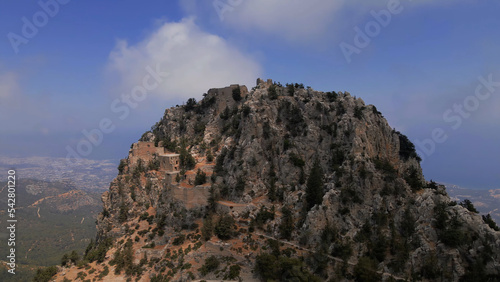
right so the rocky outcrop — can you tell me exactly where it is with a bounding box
[58,79,500,282]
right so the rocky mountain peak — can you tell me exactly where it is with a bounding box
[56,79,500,281]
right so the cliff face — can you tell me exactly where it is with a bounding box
[57,79,500,281]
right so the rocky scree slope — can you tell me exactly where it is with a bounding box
[58,79,500,281]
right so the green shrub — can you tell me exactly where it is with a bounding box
[405,166,422,191]
[185,98,197,112]
[199,255,220,276]
[172,235,186,246]
[331,149,345,169]
[220,106,231,120]
[283,138,292,151]
[206,150,214,162]
[118,159,127,174]
[372,105,382,115]
[333,241,353,261]
[254,253,278,280]
[160,136,178,152]
[268,178,277,202]
[148,158,160,171]
[263,121,271,139]
[286,84,295,96]
[61,253,69,266]
[84,237,113,263]
[69,250,79,264]
[119,204,128,223]
[194,169,207,185]
[133,159,145,177]
[110,241,134,275]
[33,266,58,282]
[235,177,245,193]
[214,148,227,175]
[305,160,324,211]
[226,264,241,280]
[242,105,251,117]
[340,186,363,205]
[194,121,206,134]
[201,95,216,109]
[336,101,346,116]
[459,199,478,213]
[294,83,305,89]
[354,106,365,119]
[232,87,242,101]
[421,253,441,279]
[140,212,149,221]
[482,214,500,231]
[397,131,422,162]
[400,207,415,238]
[353,256,381,282]
[355,221,372,243]
[326,91,337,102]
[179,148,196,170]
[215,214,236,240]
[268,85,278,100]
[254,206,275,228]
[254,252,320,282]
[76,271,87,280]
[289,153,305,167]
[98,265,109,279]
[439,214,466,247]
[373,157,397,179]
[427,180,438,189]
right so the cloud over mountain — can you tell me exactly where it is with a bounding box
[106,18,262,102]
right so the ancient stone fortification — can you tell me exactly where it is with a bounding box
[128,141,180,175]
[159,154,179,172]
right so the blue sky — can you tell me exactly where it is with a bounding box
[0,0,499,189]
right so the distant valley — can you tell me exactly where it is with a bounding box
[0,179,103,281]
[446,184,500,224]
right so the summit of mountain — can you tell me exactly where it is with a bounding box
[55,79,500,281]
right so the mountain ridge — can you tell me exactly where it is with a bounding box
[55,79,500,281]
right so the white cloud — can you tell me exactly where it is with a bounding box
[219,0,346,41]
[106,18,262,101]
[181,0,458,43]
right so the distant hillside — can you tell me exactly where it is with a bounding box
[446,184,500,224]
[0,179,102,281]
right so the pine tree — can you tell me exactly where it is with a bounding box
[305,160,324,211]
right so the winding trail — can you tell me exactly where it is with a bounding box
[25,240,38,259]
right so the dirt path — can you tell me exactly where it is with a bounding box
[25,240,38,259]
[217,200,248,207]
